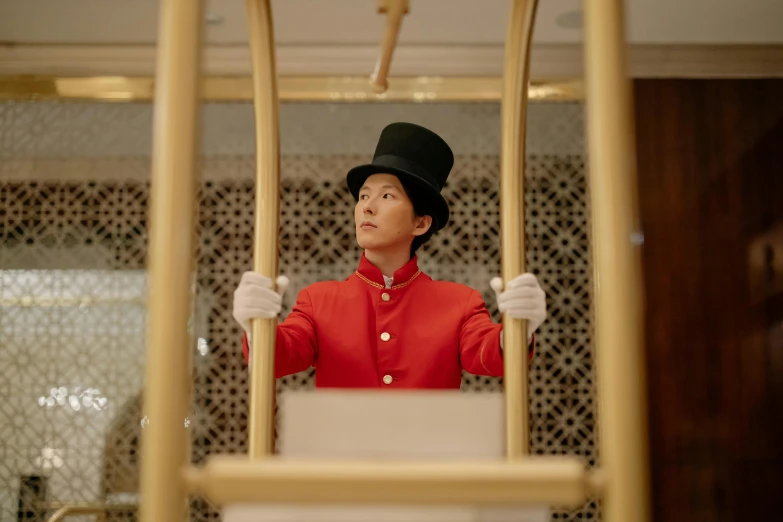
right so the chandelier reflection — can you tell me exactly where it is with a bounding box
[38,386,109,411]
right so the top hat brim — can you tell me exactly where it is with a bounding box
[346,164,450,232]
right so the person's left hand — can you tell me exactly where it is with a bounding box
[490,273,547,335]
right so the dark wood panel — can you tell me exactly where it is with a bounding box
[634,79,783,522]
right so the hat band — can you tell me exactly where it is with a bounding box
[372,155,440,190]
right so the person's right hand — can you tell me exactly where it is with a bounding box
[232,272,290,333]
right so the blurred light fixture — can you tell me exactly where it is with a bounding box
[197,337,209,356]
[38,387,108,411]
[35,448,64,470]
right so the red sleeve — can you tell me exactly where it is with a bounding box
[242,288,318,378]
[459,290,505,376]
[455,289,538,377]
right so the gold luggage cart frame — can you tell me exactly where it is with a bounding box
[138,1,650,521]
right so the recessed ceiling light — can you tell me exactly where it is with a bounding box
[556,10,583,30]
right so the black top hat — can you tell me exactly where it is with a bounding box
[346,122,453,231]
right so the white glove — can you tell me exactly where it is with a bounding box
[232,271,290,333]
[490,273,547,341]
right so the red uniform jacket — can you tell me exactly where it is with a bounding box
[242,254,534,388]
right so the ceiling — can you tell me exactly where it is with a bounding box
[2,0,782,46]
[0,0,781,78]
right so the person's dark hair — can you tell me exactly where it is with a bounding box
[399,177,439,258]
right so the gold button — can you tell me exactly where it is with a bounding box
[380,332,391,342]
[381,292,390,301]
[383,375,393,385]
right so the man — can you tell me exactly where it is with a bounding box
[233,122,546,388]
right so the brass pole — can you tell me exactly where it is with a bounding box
[245,0,281,459]
[499,0,539,459]
[138,3,203,522]
[369,0,409,94]
[584,1,651,521]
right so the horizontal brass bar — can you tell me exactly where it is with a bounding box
[184,456,597,508]
[0,75,583,102]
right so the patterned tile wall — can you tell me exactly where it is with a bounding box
[0,101,597,521]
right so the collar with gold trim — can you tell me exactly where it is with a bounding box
[354,253,422,290]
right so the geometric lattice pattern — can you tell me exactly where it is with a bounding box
[0,100,596,521]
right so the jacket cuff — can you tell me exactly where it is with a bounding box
[528,333,535,361]
[242,331,251,364]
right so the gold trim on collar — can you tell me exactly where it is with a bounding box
[354,269,422,290]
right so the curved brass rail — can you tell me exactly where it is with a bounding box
[45,502,137,522]
[48,505,105,522]
[244,0,281,460]
[499,0,539,459]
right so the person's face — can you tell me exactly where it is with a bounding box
[354,173,432,253]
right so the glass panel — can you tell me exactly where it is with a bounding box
[0,270,146,511]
